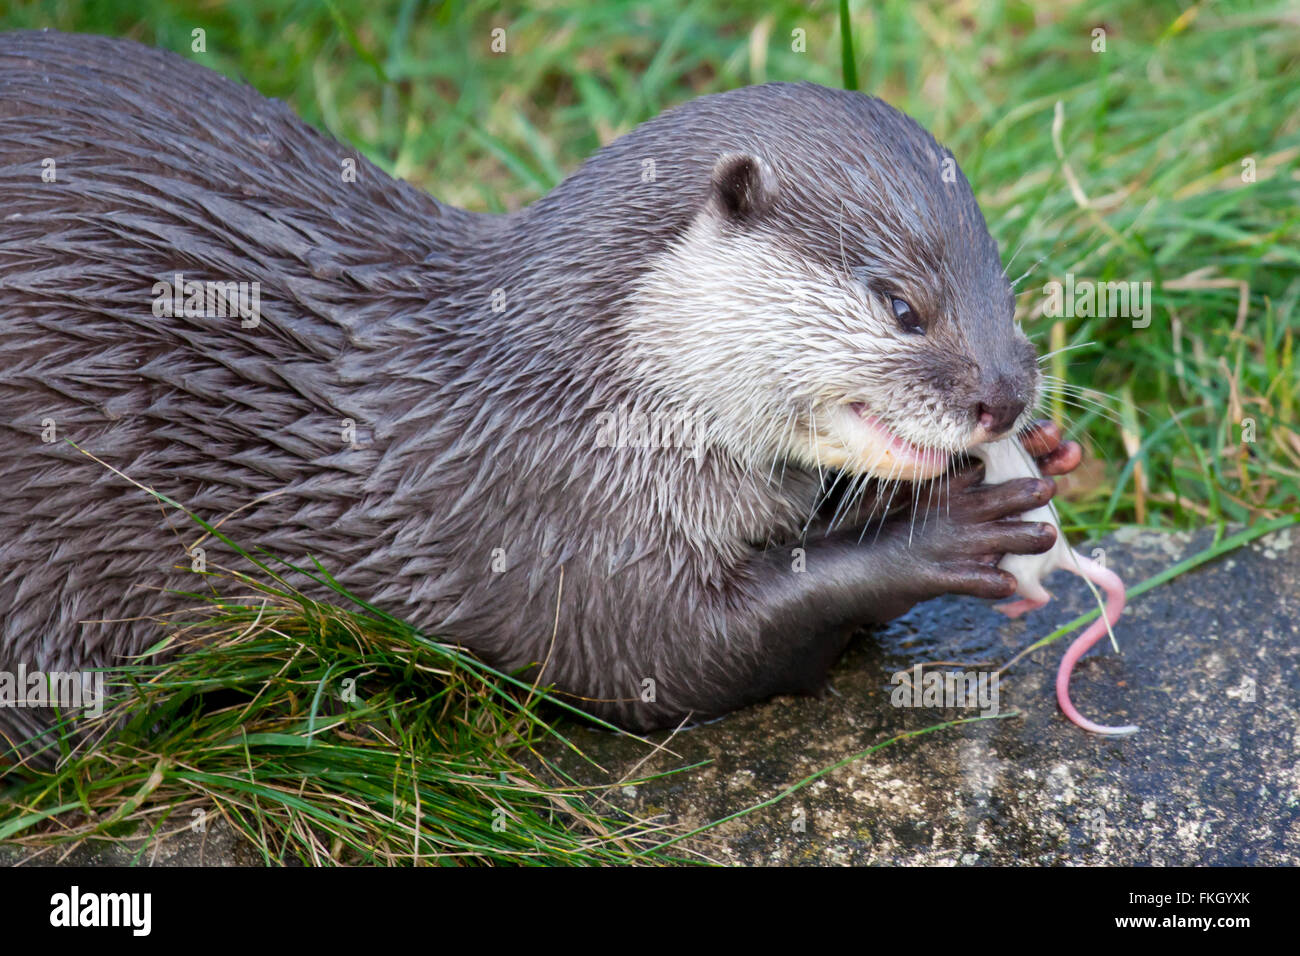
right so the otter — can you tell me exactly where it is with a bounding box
[0,30,1081,755]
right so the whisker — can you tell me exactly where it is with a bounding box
[1007,255,1046,291]
[1036,341,1096,362]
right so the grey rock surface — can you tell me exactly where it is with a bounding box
[558,526,1299,865]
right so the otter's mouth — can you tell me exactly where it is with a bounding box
[839,402,950,480]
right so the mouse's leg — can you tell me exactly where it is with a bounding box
[995,593,1050,618]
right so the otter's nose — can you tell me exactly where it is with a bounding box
[976,379,1025,435]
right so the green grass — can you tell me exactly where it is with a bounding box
[1,583,704,864]
[2,0,1297,863]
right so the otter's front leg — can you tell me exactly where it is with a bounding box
[717,460,1058,704]
[613,463,1057,731]
[616,423,1083,730]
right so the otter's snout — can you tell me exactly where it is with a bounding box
[975,377,1026,435]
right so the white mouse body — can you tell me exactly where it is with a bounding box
[971,436,1138,736]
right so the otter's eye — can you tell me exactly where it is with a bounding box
[891,296,924,335]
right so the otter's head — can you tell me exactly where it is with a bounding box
[619,83,1038,481]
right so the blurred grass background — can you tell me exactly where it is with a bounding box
[4,0,1297,529]
[1,0,1297,864]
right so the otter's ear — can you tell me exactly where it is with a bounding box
[710,152,777,221]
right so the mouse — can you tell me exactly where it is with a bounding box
[971,435,1138,736]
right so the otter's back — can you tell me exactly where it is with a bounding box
[0,31,459,678]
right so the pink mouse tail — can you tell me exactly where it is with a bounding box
[1056,551,1138,736]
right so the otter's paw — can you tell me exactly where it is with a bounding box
[884,460,1059,602]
